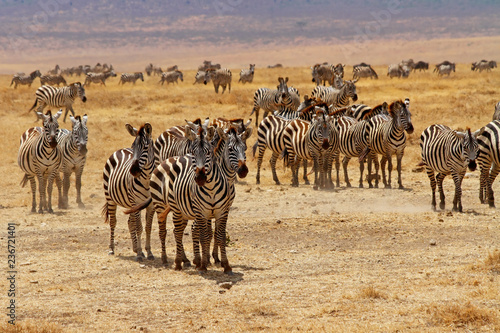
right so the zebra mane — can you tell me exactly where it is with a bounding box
[362,103,388,120]
[388,100,404,117]
[329,106,350,118]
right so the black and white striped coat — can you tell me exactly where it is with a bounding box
[102,123,155,261]
[55,114,88,209]
[84,70,117,86]
[352,65,378,80]
[29,82,87,123]
[10,70,41,89]
[250,77,294,127]
[159,70,184,85]
[18,110,63,213]
[476,120,500,207]
[420,125,478,212]
[193,70,209,85]
[310,80,358,108]
[40,74,67,86]
[119,72,144,85]
[204,68,232,94]
[363,100,414,189]
[239,64,255,84]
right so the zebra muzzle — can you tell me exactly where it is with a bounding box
[352,94,358,102]
[322,139,330,150]
[406,124,414,134]
[237,161,248,178]
[195,167,207,186]
[468,160,477,172]
[79,145,88,155]
[49,137,58,149]
[82,96,87,103]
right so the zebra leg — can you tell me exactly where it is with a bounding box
[303,159,310,185]
[192,221,201,268]
[62,170,72,209]
[211,220,220,265]
[487,163,500,208]
[436,173,446,210]
[107,203,118,255]
[425,166,437,210]
[157,208,168,265]
[270,152,281,185]
[75,165,85,208]
[126,213,139,257]
[215,213,232,274]
[478,162,489,204]
[312,157,320,190]
[324,150,335,190]
[342,156,352,187]
[372,152,380,188]
[46,171,57,213]
[452,171,465,213]
[358,158,365,188]
[145,204,155,260]
[214,83,219,93]
[228,82,231,93]
[28,175,37,213]
[198,218,212,272]
[380,155,390,188]
[135,212,146,260]
[221,84,227,94]
[37,173,47,213]
[335,153,341,187]
[255,143,265,184]
[55,172,64,209]
[396,152,404,189]
[290,156,300,187]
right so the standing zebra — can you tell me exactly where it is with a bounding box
[362,100,414,189]
[10,70,42,89]
[204,68,232,94]
[250,77,294,127]
[102,123,155,261]
[310,79,358,108]
[55,114,88,209]
[436,63,456,77]
[159,70,184,85]
[352,65,378,80]
[239,64,255,84]
[282,109,337,189]
[119,72,144,85]
[84,70,117,86]
[29,82,87,122]
[40,74,67,86]
[18,110,63,213]
[476,120,500,207]
[420,125,478,212]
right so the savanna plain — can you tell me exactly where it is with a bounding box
[1,65,500,332]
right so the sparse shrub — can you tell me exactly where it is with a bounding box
[427,302,496,328]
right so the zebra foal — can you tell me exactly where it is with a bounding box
[420,125,478,212]
[18,110,63,213]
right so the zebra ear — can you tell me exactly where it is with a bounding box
[352,78,358,83]
[82,114,88,125]
[143,123,152,137]
[454,131,466,140]
[53,109,63,120]
[125,124,138,136]
[216,126,227,141]
[70,115,77,124]
[284,77,289,83]
[241,127,253,141]
[184,125,196,141]
[244,119,252,128]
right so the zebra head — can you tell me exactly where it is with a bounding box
[203,69,214,85]
[312,110,332,150]
[70,114,88,156]
[343,80,358,102]
[31,70,42,79]
[227,126,253,178]
[334,63,345,78]
[139,72,144,82]
[72,82,87,103]
[493,101,500,121]
[389,100,414,134]
[190,126,216,187]
[40,109,62,149]
[126,123,153,178]
[457,128,478,172]
[177,70,184,82]
[311,65,321,84]
[249,64,255,74]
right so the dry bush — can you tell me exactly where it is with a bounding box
[0,321,64,333]
[485,249,500,272]
[427,301,497,328]
[359,285,387,300]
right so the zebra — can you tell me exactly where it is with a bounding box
[166,65,178,72]
[29,82,87,123]
[352,65,378,80]
[400,59,415,71]
[193,70,209,85]
[311,63,335,86]
[212,118,252,134]
[267,63,283,68]
[40,74,67,86]
[239,64,255,84]
[145,63,153,76]
[282,109,337,189]
[55,114,88,209]
[10,70,42,89]
[437,63,455,76]
[18,110,63,213]
[387,64,409,78]
[204,68,232,94]
[413,61,429,72]
[119,72,144,85]
[420,125,478,212]
[493,101,500,121]
[362,100,414,189]
[102,123,155,261]
[159,70,184,85]
[250,77,290,127]
[476,120,500,207]
[474,61,492,73]
[310,79,358,108]
[347,102,388,121]
[84,70,117,86]
[47,64,60,75]
[433,61,454,73]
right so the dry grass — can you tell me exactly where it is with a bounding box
[0,320,64,333]
[1,64,500,332]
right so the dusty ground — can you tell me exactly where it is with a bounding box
[1,65,499,332]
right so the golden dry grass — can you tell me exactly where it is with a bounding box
[1,65,500,332]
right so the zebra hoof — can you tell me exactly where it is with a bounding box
[313,185,318,191]
[183,261,191,268]
[147,254,155,260]
[224,270,234,275]
[439,203,445,210]
[78,202,85,209]
[359,184,364,188]
[304,180,310,185]
[274,181,281,185]
[135,255,144,262]
[108,250,115,256]
[399,185,405,189]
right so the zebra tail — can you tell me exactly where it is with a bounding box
[281,148,290,168]
[250,106,257,116]
[29,98,38,112]
[102,202,110,224]
[358,147,370,163]
[252,141,258,158]
[123,198,153,215]
[417,160,426,167]
[158,207,171,222]
[20,174,29,188]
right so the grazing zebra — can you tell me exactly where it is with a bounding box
[413,61,429,72]
[310,79,358,108]
[29,82,87,123]
[283,109,337,189]
[362,100,414,189]
[352,65,378,80]
[204,68,232,94]
[250,77,290,127]
[159,70,184,85]
[10,70,42,89]
[437,63,455,77]
[420,125,478,212]
[40,74,67,86]
[476,120,500,207]
[18,110,63,213]
[55,114,88,209]
[239,64,255,84]
[85,70,117,86]
[119,72,144,85]
[492,101,500,121]
[193,70,209,85]
[387,64,409,78]
[102,123,155,261]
